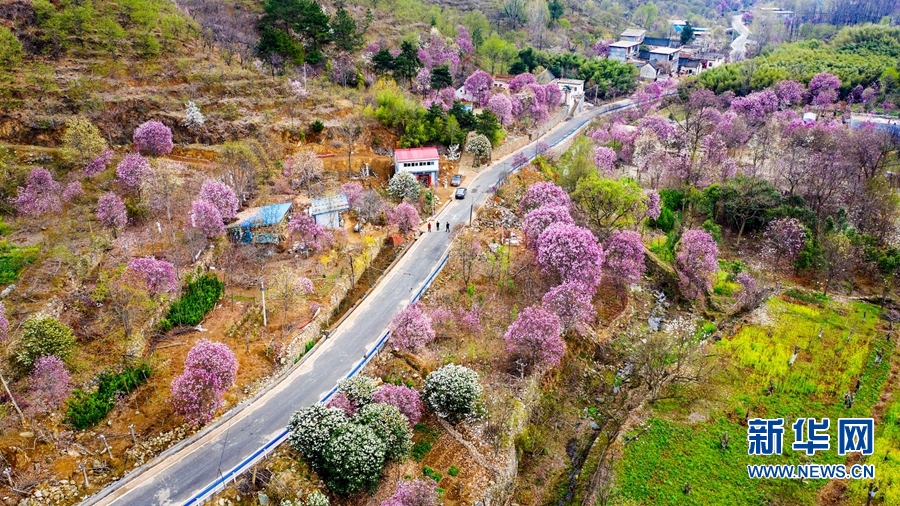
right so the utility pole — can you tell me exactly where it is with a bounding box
[0,373,24,425]
[260,281,267,327]
[469,203,473,226]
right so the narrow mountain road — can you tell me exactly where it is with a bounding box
[731,13,751,60]
[83,98,634,506]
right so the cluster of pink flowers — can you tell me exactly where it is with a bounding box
[287,213,333,251]
[373,384,423,425]
[389,302,436,352]
[190,199,225,239]
[675,229,720,300]
[27,355,71,416]
[541,281,595,336]
[504,305,565,369]
[126,257,178,295]
[535,223,606,289]
[133,120,174,156]
[13,168,62,217]
[198,180,239,222]
[84,148,114,177]
[522,205,573,248]
[380,479,439,506]
[603,230,646,285]
[116,153,150,194]
[417,34,460,71]
[170,339,238,426]
[387,203,420,235]
[97,193,128,231]
[519,181,570,215]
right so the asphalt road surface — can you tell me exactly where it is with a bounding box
[731,13,751,60]
[83,100,628,506]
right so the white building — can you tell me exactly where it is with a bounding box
[649,46,681,74]
[395,147,440,187]
[550,78,585,107]
[609,41,641,62]
[620,28,646,44]
[308,194,350,229]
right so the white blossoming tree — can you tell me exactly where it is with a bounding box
[423,364,482,422]
[183,101,205,139]
[465,133,492,167]
[387,171,421,202]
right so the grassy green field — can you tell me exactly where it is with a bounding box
[612,296,893,505]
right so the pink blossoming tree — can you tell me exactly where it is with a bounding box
[675,229,719,300]
[170,339,238,426]
[522,205,573,249]
[373,384,423,425]
[504,305,565,370]
[27,355,71,416]
[96,193,128,232]
[387,203,420,235]
[13,168,62,217]
[519,181,570,215]
[603,230,646,286]
[199,180,240,222]
[84,148,114,177]
[62,181,83,203]
[287,213,333,252]
[535,223,606,288]
[133,120,174,156]
[763,217,807,269]
[126,257,178,295]
[389,302,435,352]
[541,282,595,336]
[381,479,439,506]
[115,153,150,194]
[463,71,493,106]
[190,199,225,239]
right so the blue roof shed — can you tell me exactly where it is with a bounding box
[227,202,293,244]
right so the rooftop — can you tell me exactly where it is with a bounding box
[621,28,647,37]
[227,202,292,229]
[611,40,641,48]
[395,147,440,162]
[650,46,682,55]
[309,194,350,216]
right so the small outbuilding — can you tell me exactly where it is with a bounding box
[395,147,440,187]
[227,202,293,244]
[308,194,350,229]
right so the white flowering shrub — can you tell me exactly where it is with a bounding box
[356,402,412,462]
[337,375,376,408]
[304,490,329,506]
[387,171,421,202]
[423,364,482,422]
[287,404,348,467]
[322,424,387,495]
[465,134,492,166]
[183,101,205,132]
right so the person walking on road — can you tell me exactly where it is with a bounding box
[446,222,450,232]
[428,222,432,232]
[436,221,440,231]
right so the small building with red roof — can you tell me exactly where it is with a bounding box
[394,147,440,187]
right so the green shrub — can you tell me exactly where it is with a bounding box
[65,363,152,429]
[159,272,224,331]
[411,423,439,462]
[15,315,76,371]
[0,240,39,285]
[310,119,325,133]
[447,465,460,477]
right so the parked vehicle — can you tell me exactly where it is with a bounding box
[451,174,463,187]
[455,188,467,199]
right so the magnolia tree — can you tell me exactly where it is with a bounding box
[465,134,492,166]
[522,205,573,249]
[535,223,606,288]
[287,213,333,252]
[594,146,617,175]
[183,101,206,133]
[387,171,421,202]
[675,229,719,300]
[288,403,349,466]
[199,180,239,221]
[27,355,71,416]
[519,181,570,215]
[321,423,387,495]
[387,203,420,235]
[356,402,413,461]
[190,199,225,239]
[62,181,83,203]
[774,80,805,108]
[504,305,565,370]
[84,148,114,177]
[509,72,536,92]
[463,70,493,106]
[341,181,364,209]
[808,72,841,107]
[487,94,513,125]
[603,230,646,286]
[126,257,177,295]
[115,153,150,194]
[389,302,435,352]
[133,120,174,156]
[96,193,128,232]
[542,282,595,336]
[381,479,439,506]
[13,168,62,217]
[456,25,474,55]
[373,384,423,425]
[170,339,238,426]
[645,190,661,220]
[326,392,358,417]
[763,217,807,269]
[423,364,481,422]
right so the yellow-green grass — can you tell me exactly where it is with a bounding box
[613,298,891,505]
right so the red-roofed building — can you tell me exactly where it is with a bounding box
[394,147,440,187]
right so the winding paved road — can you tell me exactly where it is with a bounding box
[82,99,633,506]
[730,13,751,60]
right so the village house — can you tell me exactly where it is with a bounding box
[308,194,350,229]
[394,147,440,187]
[227,202,293,244]
[609,40,641,62]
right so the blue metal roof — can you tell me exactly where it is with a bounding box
[227,202,292,229]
